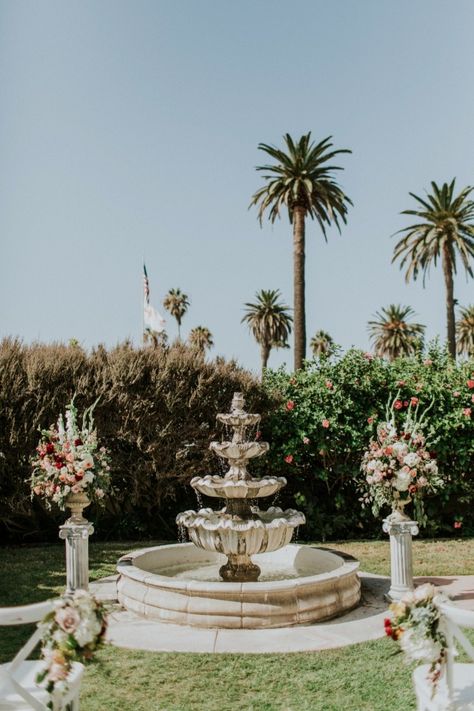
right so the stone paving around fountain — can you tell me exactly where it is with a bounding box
[91,572,474,653]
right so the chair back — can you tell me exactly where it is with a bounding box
[0,599,55,710]
[438,602,474,704]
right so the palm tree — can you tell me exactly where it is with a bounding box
[188,326,214,355]
[241,289,292,374]
[163,288,190,339]
[250,132,352,370]
[310,330,335,358]
[456,305,474,357]
[368,304,425,360]
[393,180,474,358]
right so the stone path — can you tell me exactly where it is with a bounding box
[90,572,474,654]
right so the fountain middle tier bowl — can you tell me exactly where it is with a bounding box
[209,441,269,460]
[190,475,287,499]
[116,543,361,629]
[176,506,305,557]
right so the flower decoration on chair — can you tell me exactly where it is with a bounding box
[360,394,444,524]
[385,583,448,695]
[37,591,107,708]
[30,397,111,510]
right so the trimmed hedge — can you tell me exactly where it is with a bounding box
[0,339,270,542]
[1,339,473,543]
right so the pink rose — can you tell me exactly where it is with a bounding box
[453,391,460,398]
[47,662,68,682]
[322,419,330,429]
[467,380,474,389]
[367,417,374,424]
[463,408,472,417]
[286,400,295,411]
[55,605,80,633]
[394,400,403,410]
[454,521,462,529]
[302,436,310,445]
[284,454,293,464]
[325,380,333,389]
[410,397,419,406]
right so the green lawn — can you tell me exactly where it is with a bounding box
[1,538,473,711]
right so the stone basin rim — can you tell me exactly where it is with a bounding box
[117,542,360,594]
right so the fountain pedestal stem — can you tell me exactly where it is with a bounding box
[219,553,260,582]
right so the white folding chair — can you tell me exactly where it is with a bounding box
[0,600,84,710]
[413,602,474,710]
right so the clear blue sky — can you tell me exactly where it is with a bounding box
[1,0,473,374]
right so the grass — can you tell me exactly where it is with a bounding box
[1,537,473,710]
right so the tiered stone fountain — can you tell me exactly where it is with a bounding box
[177,392,304,582]
[117,393,361,628]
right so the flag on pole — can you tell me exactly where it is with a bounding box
[143,264,166,335]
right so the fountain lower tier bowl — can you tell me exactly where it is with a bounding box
[117,543,361,629]
[176,507,305,556]
[190,475,287,499]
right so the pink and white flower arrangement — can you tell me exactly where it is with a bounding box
[30,398,111,510]
[37,591,107,707]
[360,396,444,524]
[385,584,448,694]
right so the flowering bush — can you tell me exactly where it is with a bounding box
[261,344,473,540]
[37,591,107,708]
[385,583,448,694]
[30,398,111,510]
[360,397,444,524]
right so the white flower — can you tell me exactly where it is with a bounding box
[404,452,420,468]
[395,470,412,491]
[414,583,436,602]
[424,460,438,475]
[400,628,441,662]
[74,615,102,647]
[84,471,94,484]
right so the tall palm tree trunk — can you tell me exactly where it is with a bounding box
[260,342,271,377]
[442,242,456,358]
[293,206,306,370]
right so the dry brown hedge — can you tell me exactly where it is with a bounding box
[0,338,271,542]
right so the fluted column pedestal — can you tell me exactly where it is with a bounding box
[59,522,94,594]
[383,513,419,601]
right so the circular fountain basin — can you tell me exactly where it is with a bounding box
[191,475,287,499]
[176,506,305,556]
[117,543,361,629]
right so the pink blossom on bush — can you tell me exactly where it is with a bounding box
[302,436,310,445]
[286,400,295,411]
[394,400,403,410]
[325,380,333,389]
[322,419,330,429]
[284,454,293,464]
[463,408,472,417]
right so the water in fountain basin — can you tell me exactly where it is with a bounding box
[155,559,324,582]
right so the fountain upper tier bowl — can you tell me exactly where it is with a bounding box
[190,474,287,499]
[209,440,269,461]
[117,543,361,629]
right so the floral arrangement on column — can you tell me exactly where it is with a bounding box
[37,591,107,708]
[30,397,111,510]
[385,583,448,695]
[360,395,444,524]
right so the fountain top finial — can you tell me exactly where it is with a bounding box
[231,392,245,414]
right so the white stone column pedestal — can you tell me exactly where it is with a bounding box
[383,514,419,601]
[59,522,94,594]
